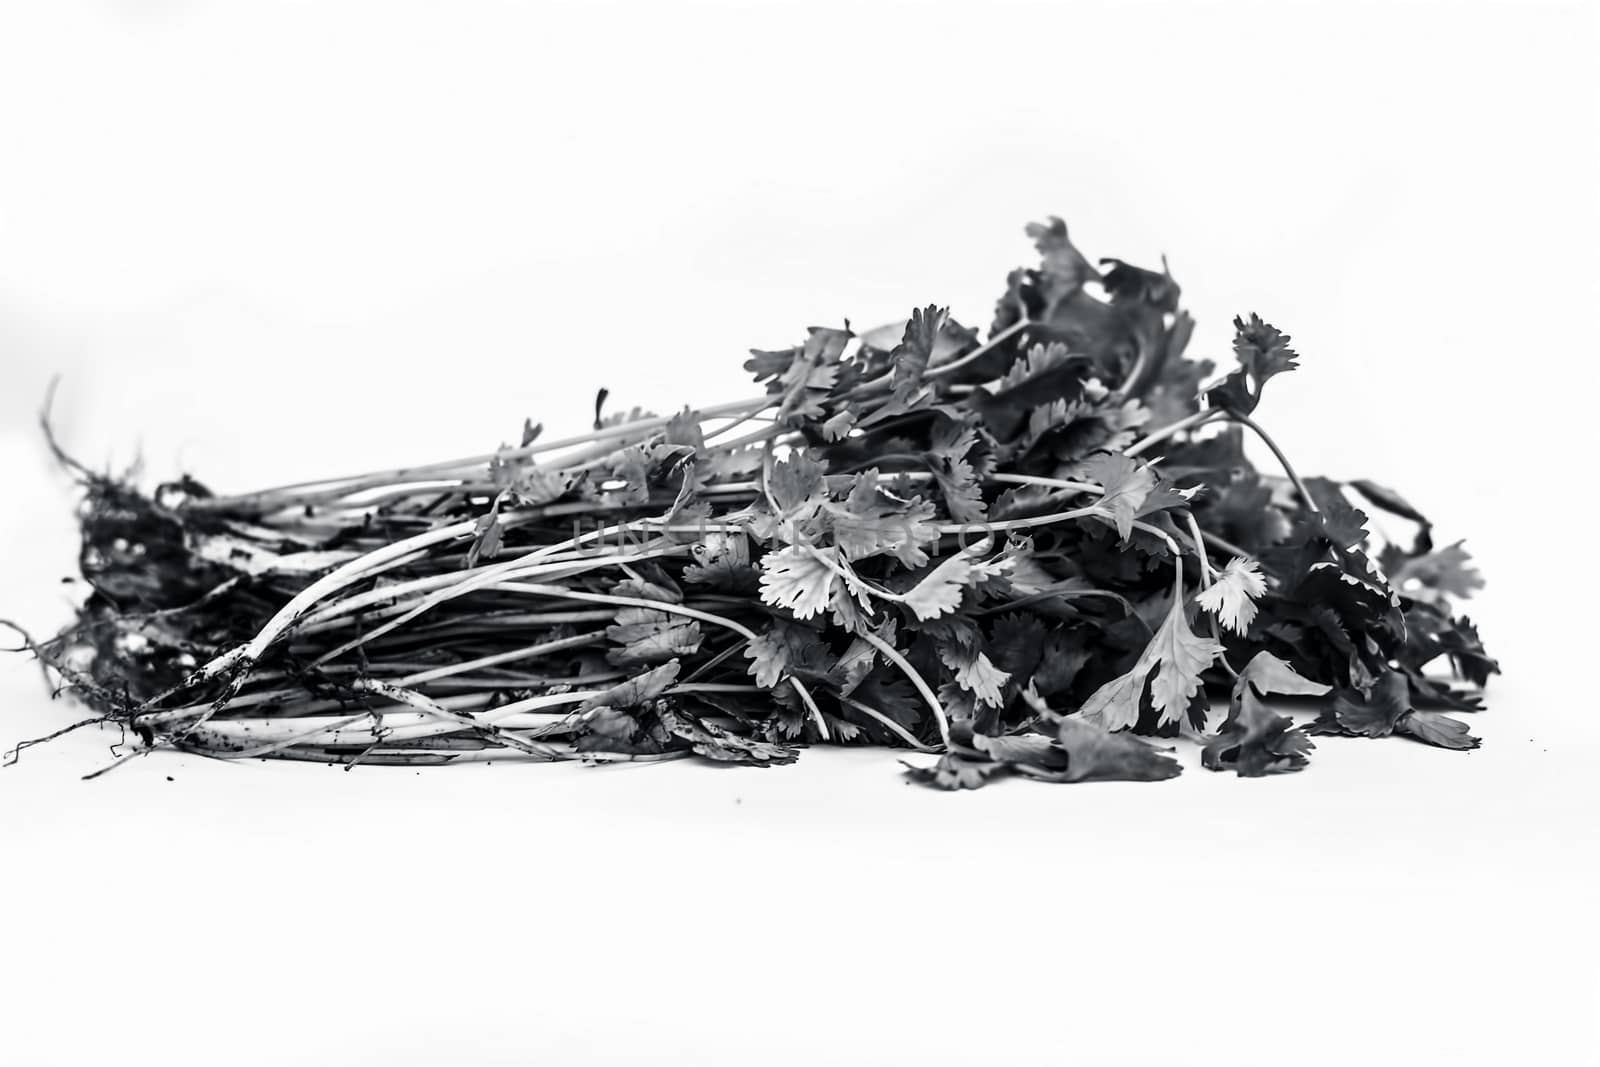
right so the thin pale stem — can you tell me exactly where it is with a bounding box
[938,505,1104,535]
[395,632,607,687]
[1200,529,1251,561]
[839,695,935,751]
[924,318,1032,381]
[858,629,949,748]
[848,318,1032,398]
[1124,407,1224,458]
[1230,412,1318,513]
[1183,510,1239,681]
[195,395,775,511]
[986,472,1102,496]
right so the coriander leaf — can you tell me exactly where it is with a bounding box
[1395,709,1481,750]
[579,660,681,713]
[1201,651,1326,776]
[758,545,841,620]
[856,315,970,360]
[575,704,671,755]
[1010,378,1150,468]
[937,643,1010,708]
[897,544,996,622]
[1396,663,1486,713]
[1030,630,1091,699]
[1308,489,1371,553]
[903,722,1062,790]
[1079,590,1223,732]
[1141,349,1214,430]
[744,619,834,692]
[1196,556,1268,635]
[904,713,1180,789]
[1235,651,1331,699]
[745,346,797,384]
[1198,468,1292,555]
[1441,615,1499,686]
[1205,314,1301,415]
[767,451,829,514]
[1310,670,1411,738]
[826,470,940,567]
[771,326,850,424]
[830,621,896,696]
[582,706,643,747]
[605,608,703,667]
[904,752,1005,791]
[1390,541,1484,602]
[892,304,949,388]
[595,403,657,430]
[703,446,766,483]
[1098,257,1180,312]
[664,407,708,455]
[988,613,1048,692]
[968,730,1065,771]
[1348,478,1431,531]
[1083,453,1156,542]
[1026,217,1102,316]
[1201,684,1314,776]
[1055,715,1182,782]
[972,342,1089,440]
[1398,602,1498,688]
[854,307,949,430]
[821,409,856,441]
[682,532,759,592]
[854,672,924,730]
[611,576,683,604]
[466,511,504,568]
[827,573,876,632]
[923,417,992,524]
[659,707,799,765]
[1135,479,1200,520]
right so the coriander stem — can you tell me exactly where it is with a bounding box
[140,688,495,731]
[859,629,950,748]
[848,318,1032,398]
[839,694,935,751]
[987,472,1102,496]
[1128,519,1184,557]
[787,679,832,742]
[1229,412,1318,513]
[937,505,1103,535]
[924,318,1032,381]
[1124,407,1223,458]
[1183,509,1238,680]
[1200,529,1251,561]
[395,632,607,687]
[1181,512,1215,585]
[705,423,794,455]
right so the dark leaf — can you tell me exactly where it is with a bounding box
[1310,670,1411,738]
[1396,709,1481,750]
[1054,716,1182,782]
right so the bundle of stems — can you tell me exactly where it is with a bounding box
[11,219,1496,785]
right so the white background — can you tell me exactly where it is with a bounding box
[2,1,1598,1064]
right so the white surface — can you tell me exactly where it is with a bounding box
[2,2,1598,1064]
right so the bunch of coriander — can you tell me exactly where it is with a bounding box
[10,219,1497,786]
